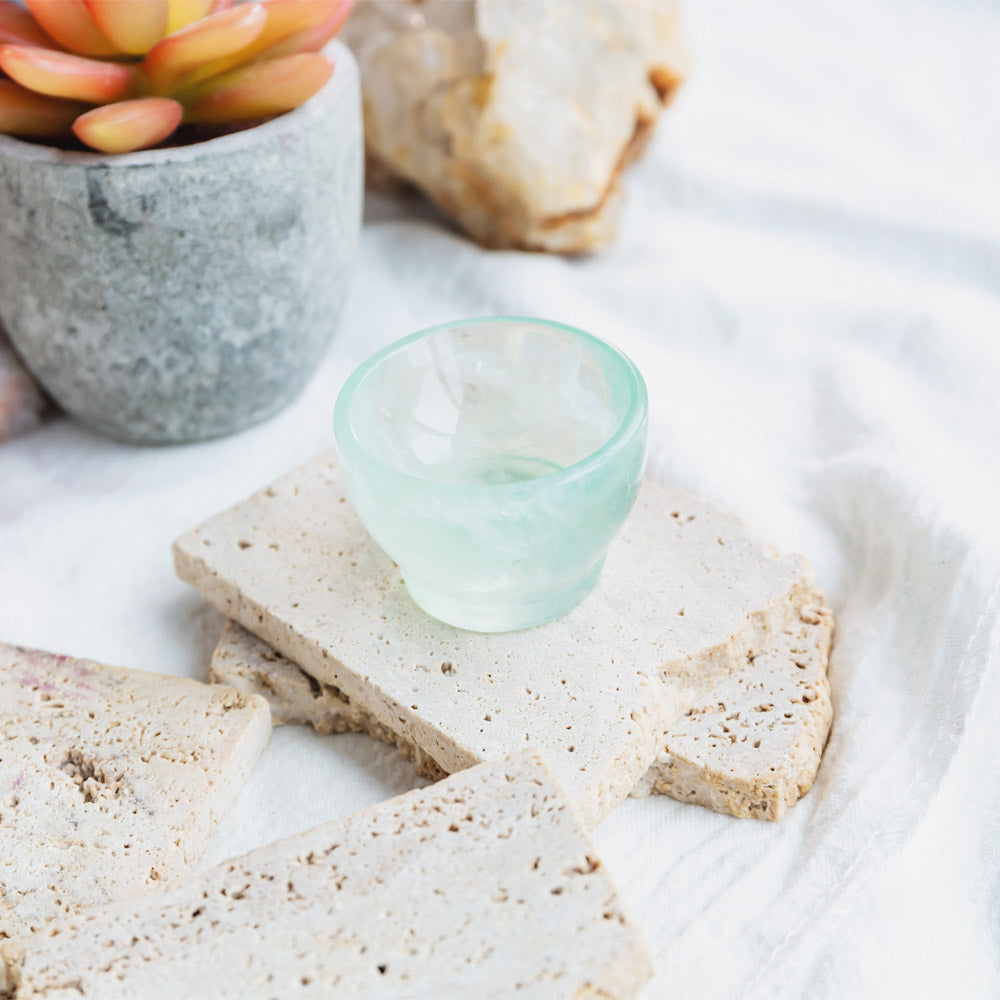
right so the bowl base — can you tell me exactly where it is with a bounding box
[403,562,605,633]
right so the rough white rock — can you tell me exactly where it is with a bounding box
[0,642,270,949]
[2,751,652,1000]
[174,451,814,828]
[342,0,686,251]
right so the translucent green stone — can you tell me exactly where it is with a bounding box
[334,316,648,632]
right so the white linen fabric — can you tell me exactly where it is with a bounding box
[1,1,998,997]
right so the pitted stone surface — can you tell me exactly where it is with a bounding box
[0,642,270,947]
[3,751,652,1000]
[210,621,446,780]
[0,42,361,443]
[174,451,815,828]
[213,594,833,820]
[631,600,834,819]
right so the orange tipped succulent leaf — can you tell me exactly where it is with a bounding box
[164,0,213,35]
[143,2,267,93]
[0,44,133,102]
[164,0,235,35]
[83,0,168,56]
[72,96,182,153]
[173,0,348,90]
[23,0,119,57]
[0,1,58,48]
[259,0,354,59]
[0,77,85,137]
[247,0,351,52]
[0,0,349,152]
[185,51,332,124]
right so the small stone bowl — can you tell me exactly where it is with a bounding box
[334,316,648,632]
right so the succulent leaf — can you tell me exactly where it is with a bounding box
[0,44,133,103]
[84,0,169,56]
[0,77,84,136]
[173,0,345,90]
[143,2,267,93]
[185,51,331,124]
[72,95,182,152]
[0,1,59,48]
[23,0,119,57]
[0,0,348,151]
[164,0,213,35]
[251,0,349,50]
[257,0,353,59]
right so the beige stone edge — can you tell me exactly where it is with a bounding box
[209,589,833,823]
[178,531,821,829]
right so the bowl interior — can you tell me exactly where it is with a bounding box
[341,318,641,486]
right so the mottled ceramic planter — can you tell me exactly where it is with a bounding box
[0,41,361,444]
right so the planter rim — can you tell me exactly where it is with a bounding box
[0,39,353,169]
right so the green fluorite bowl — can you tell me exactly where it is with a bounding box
[334,316,648,632]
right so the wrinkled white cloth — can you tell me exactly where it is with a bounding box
[1,1,998,997]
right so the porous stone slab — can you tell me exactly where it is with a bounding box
[211,621,446,780]
[630,599,834,819]
[213,592,833,819]
[2,751,652,1000]
[174,451,814,828]
[0,642,270,947]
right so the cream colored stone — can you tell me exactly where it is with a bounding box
[630,600,834,819]
[0,642,270,948]
[174,451,814,828]
[212,599,833,819]
[342,0,686,251]
[210,623,445,779]
[3,751,652,1000]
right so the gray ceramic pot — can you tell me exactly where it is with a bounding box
[0,41,361,444]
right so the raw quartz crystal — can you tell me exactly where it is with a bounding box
[342,0,686,252]
[0,328,46,442]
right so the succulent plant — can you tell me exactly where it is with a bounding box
[0,0,352,153]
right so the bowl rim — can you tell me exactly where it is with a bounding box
[333,315,648,496]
